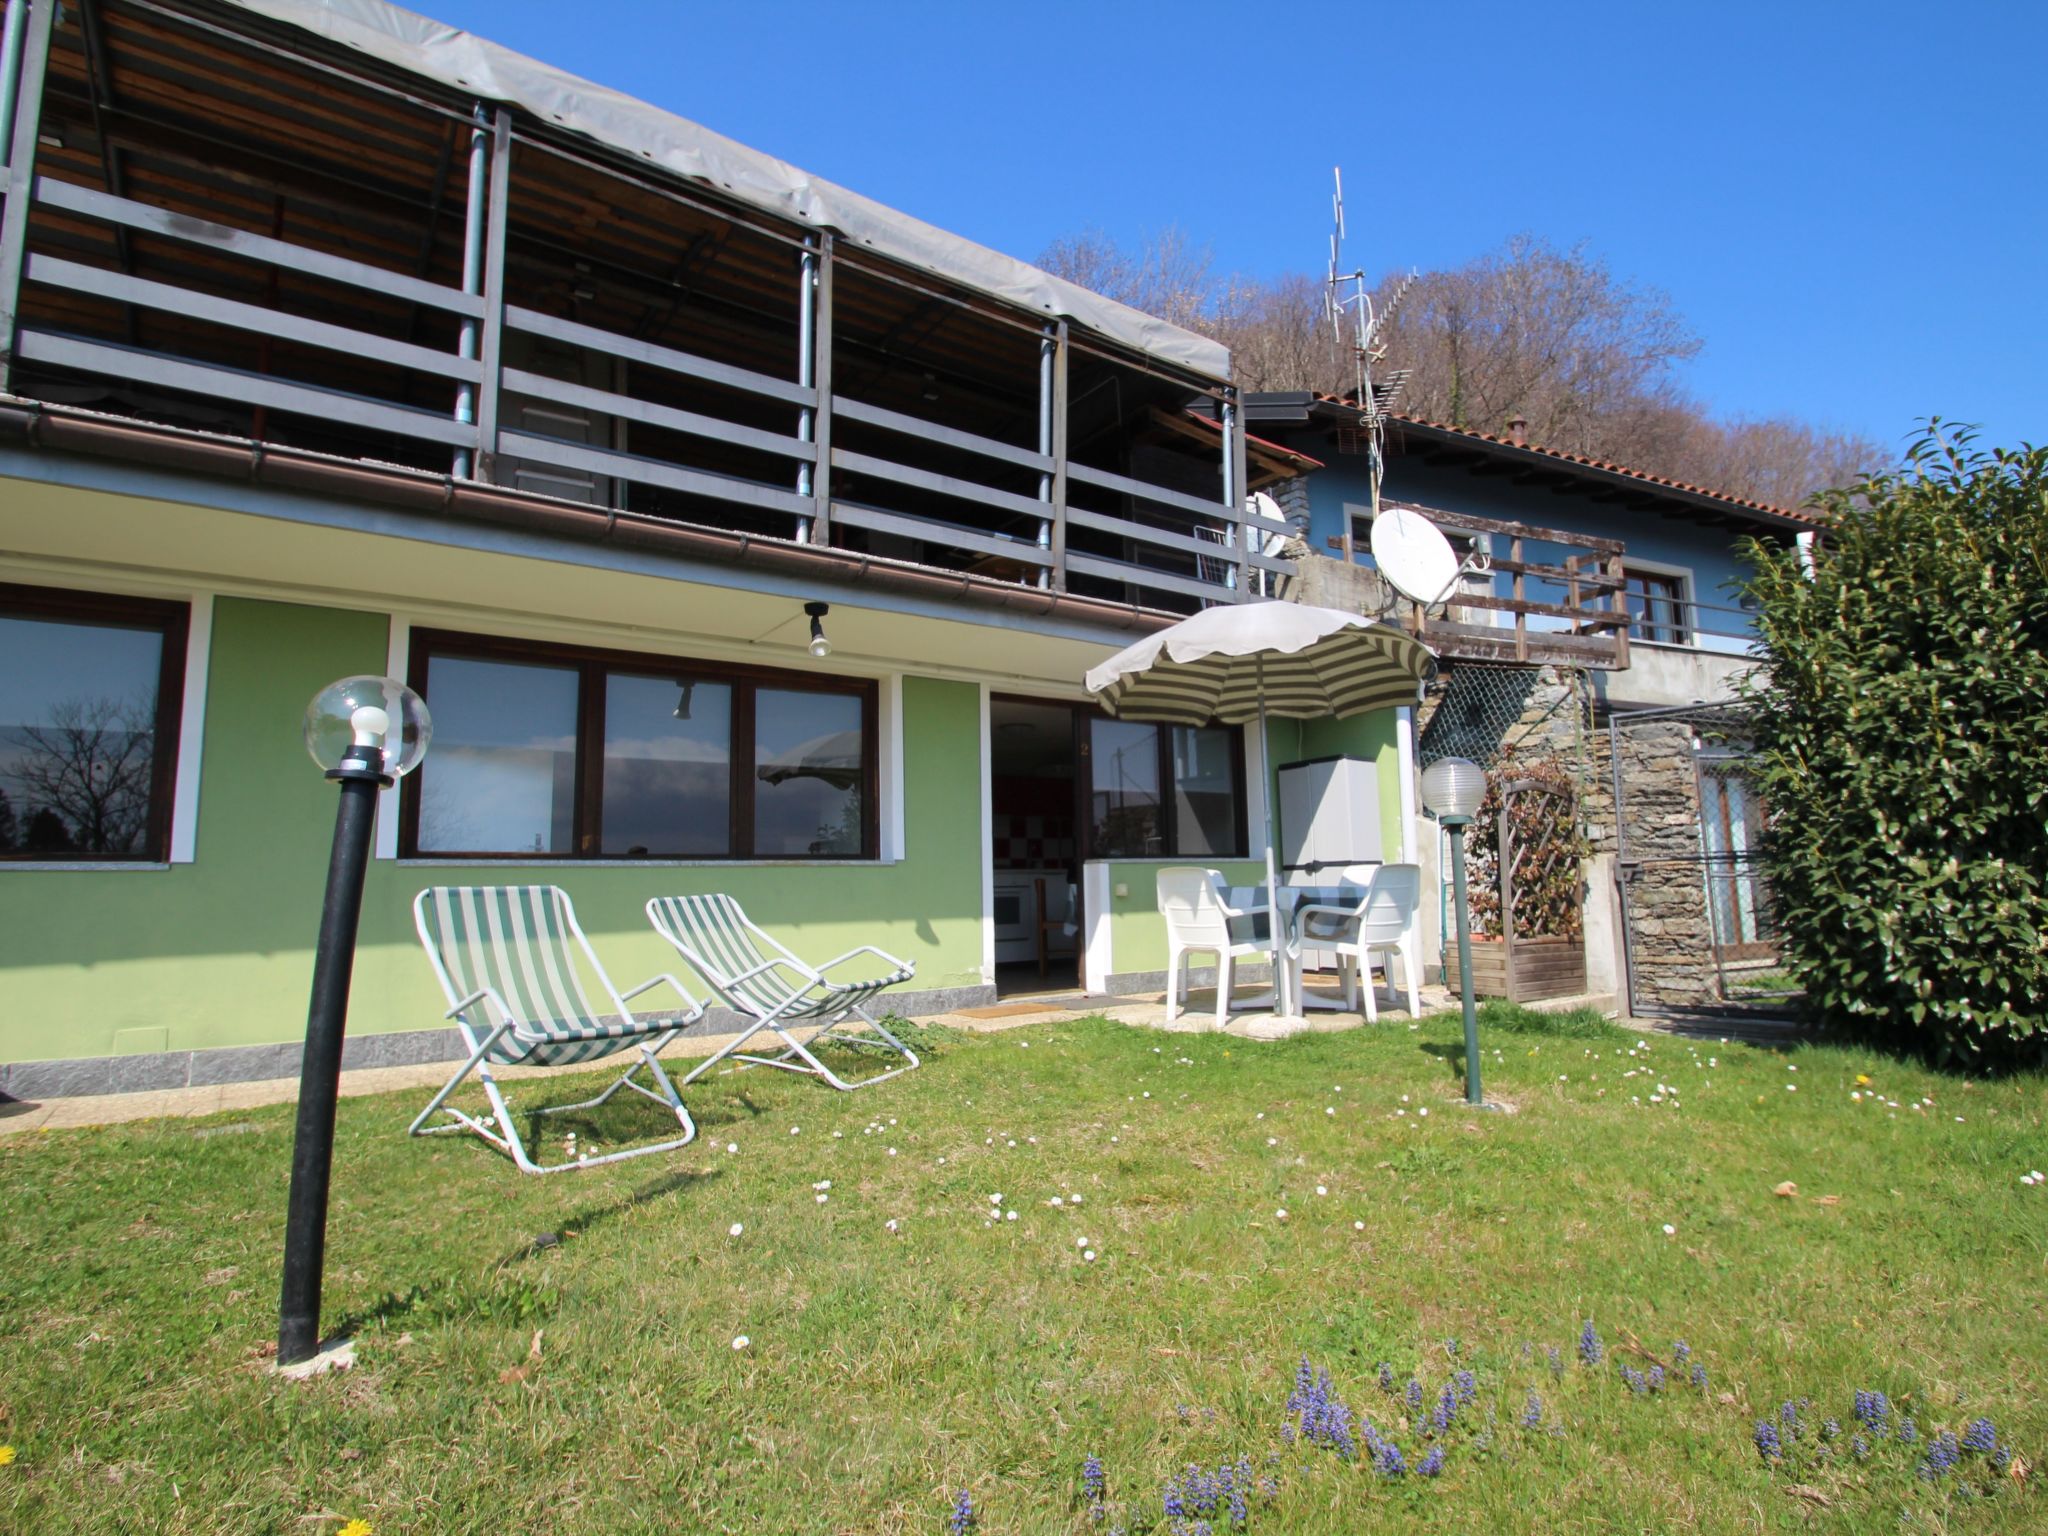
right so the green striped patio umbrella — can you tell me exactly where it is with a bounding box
[1085,601,1436,1022]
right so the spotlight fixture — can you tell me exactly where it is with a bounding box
[805,601,831,659]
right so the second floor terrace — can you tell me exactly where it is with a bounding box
[0,0,1293,618]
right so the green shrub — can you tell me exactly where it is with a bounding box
[1739,425,2048,1067]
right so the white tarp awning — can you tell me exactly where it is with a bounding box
[224,0,1232,380]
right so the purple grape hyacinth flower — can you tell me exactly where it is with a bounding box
[1851,1435,1871,1461]
[1420,1444,1446,1477]
[1754,1420,1783,1460]
[1899,1418,1918,1445]
[1083,1454,1105,1505]
[1648,1365,1665,1393]
[1547,1346,1564,1378]
[1919,1432,1961,1480]
[1405,1378,1424,1412]
[1374,1440,1406,1477]
[1521,1391,1543,1429]
[1853,1390,1891,1430]
[1672,1340,1691,1367]
[950,1489,975,1534]
[1431,1385,1457,1434]
[1579,1320,1604,1367]
[1962,1418,1998,1454]
[1690,1362,1709,1391]
[1377,1361,1394,1392]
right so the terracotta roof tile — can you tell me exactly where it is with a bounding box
[1309,394,1817,525]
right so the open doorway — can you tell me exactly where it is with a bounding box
[989,697,1083,998]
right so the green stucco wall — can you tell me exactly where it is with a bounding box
[0,597,986,1065]
[1098,709,1406,981]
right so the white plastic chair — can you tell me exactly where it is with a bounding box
[1158,868,1271,1029]
[411,886,703,1175]
[1292,863,1424,1021]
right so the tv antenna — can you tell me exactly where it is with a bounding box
[1325,167,1417,527]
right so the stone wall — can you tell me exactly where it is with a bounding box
[1605,717,1720,1010]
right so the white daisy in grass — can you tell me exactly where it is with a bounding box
[1353,1220,1365,1231]
[790,1126,801,1135]
[728,1223,744,1237]
[813,1180,832,1191]
[886,1218,900,1232]
[731,1335,749,1350]
[990,1193,1004,1205]
[1275,1208,1288,1220]
[1069,1194,1083,1204]
[726,1142,738,1153]
[1076,1236,1089,1248]
[1005,1210,1018,1222]
[1315,1185,1328,1197]
[815,1194,829,1204]
[1083,1250,1097,1262]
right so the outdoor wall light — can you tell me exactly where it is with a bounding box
[1420,755,1491,1108]
[673,681,695,721]
[279,676,430,1373]
[806,601,832,659]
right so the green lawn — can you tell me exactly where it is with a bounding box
[2,1005,2042,1534]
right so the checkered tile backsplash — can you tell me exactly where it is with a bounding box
[993,813,1076,871]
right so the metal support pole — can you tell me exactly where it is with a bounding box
[1035,324,1054,588]
[451,104,489,478]
[277,745,389,1366]
[1049,320,1069,591]
[1447,819,1483,1106]
[0,0,29,163]
[794,239,818,542]
[472,110,512,482]
[1222,394,1250,598]
[0,0,55,395]
[809,234,834,546]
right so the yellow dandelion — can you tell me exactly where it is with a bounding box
[337,1522,372,1536]
[1855,1074,1872,1086]
[0,1445,15,1466]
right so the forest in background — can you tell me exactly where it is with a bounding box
[1039,230,1885,508]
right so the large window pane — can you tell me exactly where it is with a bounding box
[1091,718,1161,858]
[754,689,864,857]
[0,613,163,855]
[1171,725,1239,857]
[601,675,732,856]
[418,656,579,854]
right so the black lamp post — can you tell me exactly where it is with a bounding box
[1420,756,1490,1108]
[277,677,429,1370]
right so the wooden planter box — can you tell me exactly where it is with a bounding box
[1444,936,1586,1003]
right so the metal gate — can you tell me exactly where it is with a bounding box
[1610,704,1798,1019]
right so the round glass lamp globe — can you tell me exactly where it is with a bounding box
[1419,756,1488,821]
[302,675,431,778]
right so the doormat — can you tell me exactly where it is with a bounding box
[953,1002,1078,1020]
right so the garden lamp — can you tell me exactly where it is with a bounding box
[277,676,429,1370]
[1420,755,1489,1107]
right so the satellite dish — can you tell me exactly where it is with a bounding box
[1246,491,1290,553]
[1371,506,1489,610]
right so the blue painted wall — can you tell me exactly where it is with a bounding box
[1277,438,1781,651]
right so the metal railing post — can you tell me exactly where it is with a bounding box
[471,108,512,480]
[0,0,55,394]
[808,233,834,545]
[1222,392,1249,599]
[794,237,818,542]
[450,103,489,477]
[1035,323,1055,587]
[0,0,29,160]
[1049,320,1069,591]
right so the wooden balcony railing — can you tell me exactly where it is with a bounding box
[0,0,1282,616]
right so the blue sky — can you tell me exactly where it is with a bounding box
[426,0,2043,457]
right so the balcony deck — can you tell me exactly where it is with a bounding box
[0,0,1289,615]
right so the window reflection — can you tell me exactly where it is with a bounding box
[601,675,732,856]
[1172,725,1237,857]
[1091,717,1161,858]
[0,613,164,856]
[755,689,863,856]
[417,656,579,854]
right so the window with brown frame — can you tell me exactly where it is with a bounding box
[403,629,878,860]
[1622,567,1691,646]
[0,583,189,862]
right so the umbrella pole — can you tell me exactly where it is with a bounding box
[1258,663,1289,1018]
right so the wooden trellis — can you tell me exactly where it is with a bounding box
[1449,755,1589,1002]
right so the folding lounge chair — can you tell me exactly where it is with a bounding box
[645,894,920,1091]
[411,885,704,1174]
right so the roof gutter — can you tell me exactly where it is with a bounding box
[0,400,1174,635]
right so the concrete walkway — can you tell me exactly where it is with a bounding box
[0,979,1621,1135]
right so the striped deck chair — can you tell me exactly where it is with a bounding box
[645,894,919,1091]
[411,886,704,1174]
